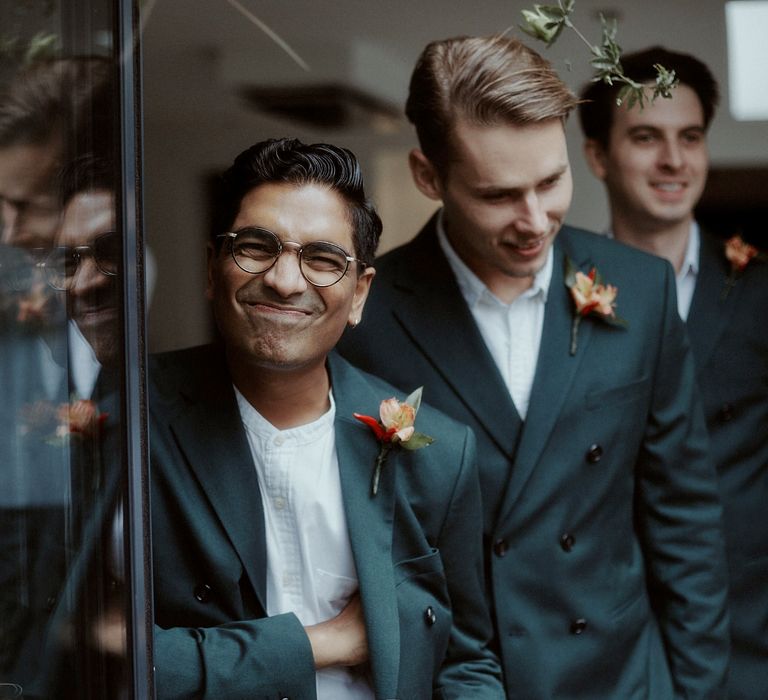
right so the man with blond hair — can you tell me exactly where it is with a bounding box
[339,34,730,698]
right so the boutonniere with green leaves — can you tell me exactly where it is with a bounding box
[565,256,626,355]
[722,235,765,299]
[353,387,434,496]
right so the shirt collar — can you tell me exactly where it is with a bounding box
[436,208,552,308]
[605,222,700,279]
[681,221,700,278]
[235,387,336,444]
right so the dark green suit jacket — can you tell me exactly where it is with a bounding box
[338,217,730,699]
[687,230,768,700]
[149,345,503,699]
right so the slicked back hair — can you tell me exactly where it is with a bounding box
[213,138,382,267]
[406,34,578,172]
[578,46,719,148]
[0,57,114,156]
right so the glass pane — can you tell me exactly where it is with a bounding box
[0,1,144,697]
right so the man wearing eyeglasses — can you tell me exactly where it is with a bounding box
[48,155,121,385]
[148,137,503,699]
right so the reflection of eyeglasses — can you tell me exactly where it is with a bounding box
[44,231,120,291]
[0,245,48,292]
[217,227,365,288]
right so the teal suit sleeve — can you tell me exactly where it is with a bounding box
[153,614,316,699]
[635,263,730,697]
[433,427,505,698]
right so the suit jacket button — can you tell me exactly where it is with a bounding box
[493,539,508,557]
[585,444,603,463]
[45,595,57,611]
[718,403,734,422]
[424,606,437,626]
[560,533,575,552]
[194,583,212,603]
[570,618,587,635]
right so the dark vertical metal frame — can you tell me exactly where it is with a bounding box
[117,0,153,695]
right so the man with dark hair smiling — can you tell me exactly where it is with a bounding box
[339,35,730,698]
[148,137,503,699]
[579,46,768,700]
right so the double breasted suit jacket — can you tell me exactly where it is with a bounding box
[149,345,503,700]
[338,217,730,699]
[686,230,768,699]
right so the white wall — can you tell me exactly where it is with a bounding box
[142,0,768,352]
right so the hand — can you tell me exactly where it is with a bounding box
[305,593,368,669]
[91,606,127,657]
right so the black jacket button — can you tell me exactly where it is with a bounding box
[570,618,588,635]
[718,403,735,422]
[560,533,575,552]
[585,444,603,463]
[424,606,437,626]
[194,583,212,603]
[493,539,508,557]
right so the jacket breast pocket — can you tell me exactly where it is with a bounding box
[394,547,446,588]
[586,375,650,411]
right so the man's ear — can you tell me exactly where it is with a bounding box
[348,266,376,328]
[583,139,609,180]
[205,243,216,301]
[408,149,443,201]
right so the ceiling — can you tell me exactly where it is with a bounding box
[139,0,732,137]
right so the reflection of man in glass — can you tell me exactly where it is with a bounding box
[48,155,121,396]
[0,57,121,698]
[0,58,111,250]
[0,57,113,383]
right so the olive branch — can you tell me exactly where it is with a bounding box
[520,0,678,108]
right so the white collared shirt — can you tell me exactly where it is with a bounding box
[236,389,373,699]
[605,223,700,321]
[68,319,101,398]
[437,213,552,419]
[675,222,700,321]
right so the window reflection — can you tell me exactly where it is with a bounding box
[0,5,133,697]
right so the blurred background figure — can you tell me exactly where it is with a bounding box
[579,46,768,700]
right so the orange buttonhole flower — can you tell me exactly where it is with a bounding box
[722,235,766,299]
[56,399,109,439]
[565,256,626,356]
[354,387,434,496]
[725,235,758,272]
[570,269,618,318]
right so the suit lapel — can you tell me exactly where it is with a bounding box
[391,218,523,459]
[329,354,400,699]
[498,234,594,518]
[167,356,268,611]
[687,231,739,372]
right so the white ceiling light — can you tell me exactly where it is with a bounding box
[726,1,768,121]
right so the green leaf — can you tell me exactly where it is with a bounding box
[24,31,58,63]
[403,386,424,414]
[401,432,435,450]
[520,0,677,112]
[653,64,678,99]
[564,255,578,288]
[519,1,573,46]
